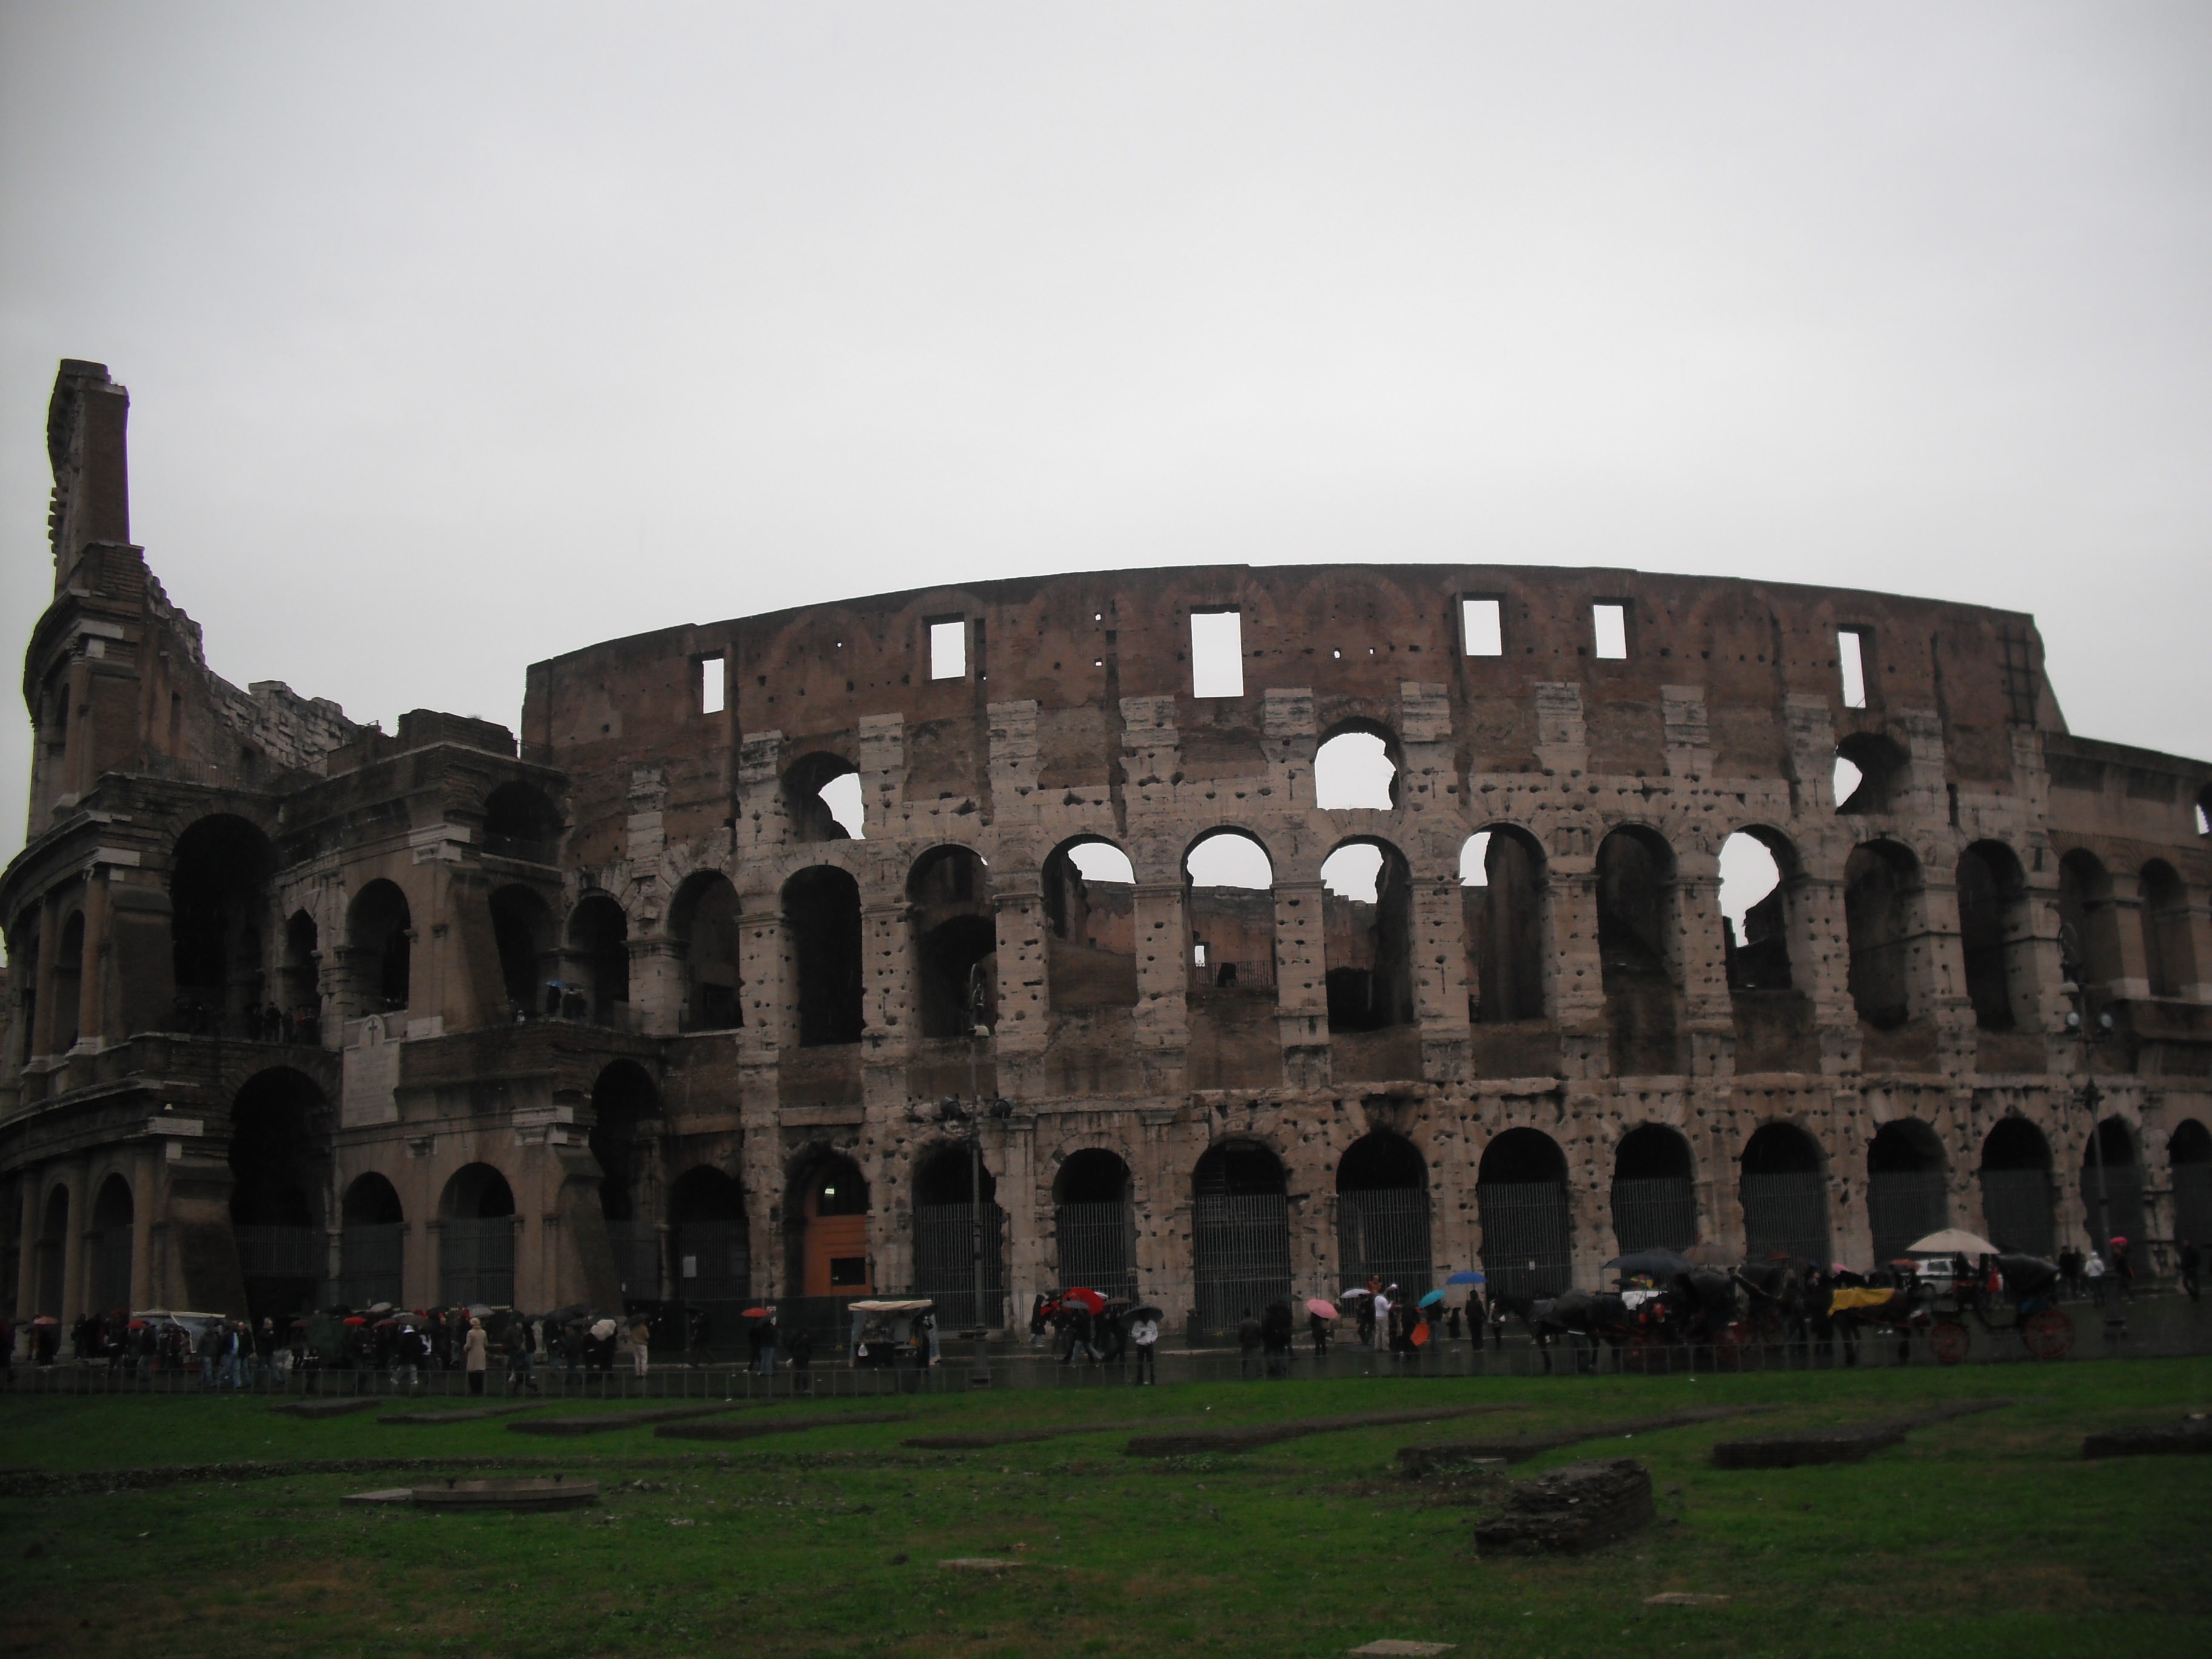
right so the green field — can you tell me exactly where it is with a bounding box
[2,1358,2206,1658]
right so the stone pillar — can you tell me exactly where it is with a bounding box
[1545,854,1605,1074]
[1674,851,1734,1078]
[1788,863,1862,1074]
[76,869,112,1050]
[13,1176,39,1327]
[990,865,1048,1102]
[628,937,685,1037]
[1915,860,1979,1076]
[58,1160,87,1326]
[129,1149,156,1310]
[1410,874,1471,1082]
[1273,879,1329,1087]
[1130,880,1190,1093]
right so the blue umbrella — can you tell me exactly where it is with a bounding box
[1418,1289,1446,1308]
[1445,1270,1486,1285]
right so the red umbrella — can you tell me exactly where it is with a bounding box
[1061,1288,1106,1315]
[1411,1322,1432,1347]
[342,1316,366,1327]
[742,1307,771,1318]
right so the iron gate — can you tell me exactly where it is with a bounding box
[1867,1170,1948,1262]
[1336,1188,1432,1296]
[1978,1168,2055,1257]
[1476,1181,1571,1298]
[337,1224,403,1307]
[2174,1164,2212,1251]
[1740,1171,1829,1266]
[606,1221,662,1299]
[2079,1164,2145,1252]
[672,1221,750,1302]
[92,1225,133,1312]
[911,1202,1008,1328]
[235,1225,323,1281]
[1610,1176,1695,1255]
[440,1218,516,1308]
[1193,1193,1290,1332]
[1054,1201,1137,1301]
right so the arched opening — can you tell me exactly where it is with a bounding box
[281,910,320,1041]
[1335,1132,1432,1297]
[2058,850,2124,1000]
[35,1185,68,1316]
[1597,826,1681,1073]
[172,815,276,1035]
[481,782,563,864]
[1978,1118,2054,1257]
[669,1166,749,1304]
[2170,1121,2212,1252]
[1844,841,1920,1030]
[2140,861,2197,1000]
[909,846,996,1039]
[566,895,629,1027]
[784,867,864,1047]
[1321,840,1415,1036]
[2080,1118,2145,1256]
[591,1060,662,1298]
[51,910,84,1051]
[1184,831,1279,1091]
[229,1067,325,1319]
[346,879,412,1016]
[1042,838,1138,1010]
[789,1153,870,1298]
[1460,828,1546,1026]
[783,751,865,842]
[1611,1125,1696,1254]
[337,1173,404,1308]
[1051,1149,1136,1301]
[1834,732,1907,815]
[440,1163,517,1308]
[90,1174,133,1313]
[668,873,742,1031]
[1867,1119,1948,1262]
[1476,1128,1571,1298]
[1720,830,1791,993]
[486,885,551,1018]
[1191,1141,1290,1331]
[1956,842,2029,1031]
[1740,1124,1829,1267]
[911,1142,1007,1327]
[1313,726,1398,811]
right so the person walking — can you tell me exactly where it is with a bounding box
[756,1309,779,1377]
[224,1321,249,1390]
[1130,1310,1158,1384]
[787,1324,814,1393]
[1309,1307,1331,1357]
[918,1307,939,1366]
[629,1315,652,1380]
[2084,1248,2108,1308]
[196,1319,221,1389]
[1371,1286,1393,1353]
[506,1319,538,1395]
[394,1322,427,1393]
[2057,1246,2084,1300]
[2109,1236,2137,1302]
[463,1316,488,1396]
[2179,1238,2202,1304]
[1236,1309,1262,1380]
[1261,1301,1293,1378]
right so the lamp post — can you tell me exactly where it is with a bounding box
[2059,926,2123,1335]
[906,962,1011,1386]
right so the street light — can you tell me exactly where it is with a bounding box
[2059,926,2124,1335]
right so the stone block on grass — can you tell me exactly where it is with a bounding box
[1472,1458,1654,1557]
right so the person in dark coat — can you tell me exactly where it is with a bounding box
[787,1324,814,1392]
[1236,1309,1262,1379]
[2179,1238,2202,1304]
[1260,1301,1294,1378]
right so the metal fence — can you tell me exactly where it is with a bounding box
[2079,1165,2147,1248]
[335,1224,403,1308]
[2176,1164,2212,1248]
[1053,1201,1137,1302]
[606,1221,662,1300]
[439,1219,515,1308]
[1741,1171,1829,1265]
[1192,1193,1290,1332]
[910,1202,1007,1329]
[1979,1168,2056,1257]
[1476,1180,1571,1298]
[1336,1188,1432,1298]
[235,1226,323,1282]
[1867,1170,1947,1262]
[671,1222,749,1304]
[1610,1176,1695,1255]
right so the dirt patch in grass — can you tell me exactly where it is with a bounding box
[1126,1403,1512,1456]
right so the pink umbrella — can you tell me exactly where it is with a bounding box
[1305,1298,1338,1320]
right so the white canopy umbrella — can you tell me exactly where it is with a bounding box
[1907,1228,2000,1257]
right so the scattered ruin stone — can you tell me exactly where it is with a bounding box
[1347,1642,1456,1656]
[657,1411,912,1441]
[340,1487,415,1506]
[270,1399,384,1420]
[410,1476,598,1511]
[937,1558,1022,1571]
[2081,1418,2212,1458]
[1711,1400,2009,1469]
[1399,1407,1773,1476]
[1644,1594,1730,1608]
[1473,1459,1655,1556]
[1127,1404,1511,1458]
[381,1404,543,1425]
[508,1403,749,1436]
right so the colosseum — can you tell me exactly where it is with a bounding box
[5,358,2210,1345]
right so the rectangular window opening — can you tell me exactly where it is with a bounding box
[699,654,726,715]
[1190,608,1244,698]
[1838,628,1868,709]
[1461,597,1503,657]
[1592,602,1629,660]
[928,617,967,680]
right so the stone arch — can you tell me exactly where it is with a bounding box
[565,893,630,1027]
[172,814,278,1034]
[346,879,412,1016]
[2139,860,2197,1000]
[1184,828,1276,991]
[1050,1148,1136,1301]
[2080,1116,2145,1257]
[1611,1124,1697,1255]
[35,1182,69,1317]
[489,884,554,1018]
[337,1173,404,1307]
[1956,840,2031,1031]
[590,1059,662,1296]
[783,866,864,1047]
[1321,837,1415,1044]
[481,782,563,863]
[1461,826,1547,1028]
[1844,840,1922,1030]
[1476,1127,1572,1297]
[1312,720,1399,812]
[439,1162,517,1308]
[1191,1139,1290,1330]
[909,845,996,1039]
[1739,1122,1829,1267]
[1597,825,1681,1073]
[1042,836,1137,1011]
[89,1173,133,1313]
[227,1067,326,1318]
[1867,1119,1948,1261]
[1978,1117,2055,1257]
[52,907,84,1051]
[783,749,863,842]
[668,1165,749,1303]
[1720,826,1798,993]
[1835,731,1908,814]
[2169,1120,2212,1253]
[668,871,742,1031]
[2057,850,2124,999]
[910,1140,1007,1326]
[786,1149,870,1298]
[1335,1131,1432,1296]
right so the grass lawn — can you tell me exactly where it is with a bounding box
[1,1356,2206,1657]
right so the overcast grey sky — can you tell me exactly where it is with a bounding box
[3,3,2207,865]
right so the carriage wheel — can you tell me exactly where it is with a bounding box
[2023,1308,2074,1361]
[1930,1321,1971,1366]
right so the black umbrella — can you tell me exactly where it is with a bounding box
[1128,1305,1164,1321]
[1604,1250,1693,1279]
